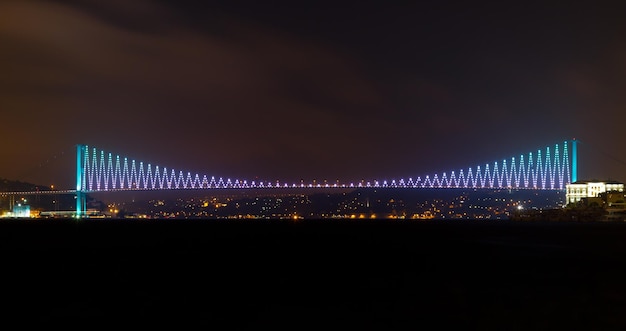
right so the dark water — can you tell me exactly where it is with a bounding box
[2,219,626,329]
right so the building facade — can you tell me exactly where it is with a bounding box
[566,180,624,205]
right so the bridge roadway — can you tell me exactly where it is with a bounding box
[0,182,565,197]
[0,189,77,196]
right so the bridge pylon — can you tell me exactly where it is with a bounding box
[76,144,86,218]
[571,138,578,183]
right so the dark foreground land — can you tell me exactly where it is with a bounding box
[1,219,626,329]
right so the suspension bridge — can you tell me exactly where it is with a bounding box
[1,139,578,217]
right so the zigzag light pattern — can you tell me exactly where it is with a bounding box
[78,141,571,192]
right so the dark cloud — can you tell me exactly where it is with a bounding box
[0,0,389,185]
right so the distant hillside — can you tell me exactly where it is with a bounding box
[0,178,104,212]
[0,178,51,192]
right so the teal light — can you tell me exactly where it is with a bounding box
[572,139,578,183]
[76,144,84,218]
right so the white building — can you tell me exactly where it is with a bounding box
[566,180,624,205]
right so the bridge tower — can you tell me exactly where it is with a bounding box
[571,138,578,183]
[76,144,86,218]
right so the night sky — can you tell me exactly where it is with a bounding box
[1,0,626,189]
